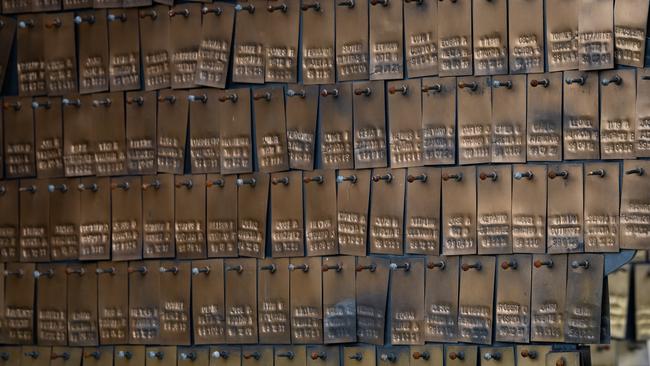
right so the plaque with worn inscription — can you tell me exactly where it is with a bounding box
[285,84,318,170]
[441,166,476,255]
[387,79,422,167]
[237,172,268,258]
[16,15,46,96]
[169,4,200,89]
[253,86,289,173]
[369,168,405,255]
[191,259,225,344]
[145,346,175,366]
[0,181,19,261]
[424,256,459,343]
[636,69,650,157]
[19,346,50,366]
[301,0,335,85]
[369,0,403,80]
[19,179,49,262]
[66,263,98,346]
[404,0,437,78]
[111,176,142,261]
[563,71,600,160]
[63,95,95,177]
[128,261,160,344]
[319,83,353,170]
[196,2,233,89]
[158,261,191,345]
[389,257,424,345]
[495,254,531,343]
[634,263,650,340]
[78,177,110,260]
[271,171,304,257]
[106,9,140,91]
[405,167,440,255]
[35,264,67,345]
[42,13,76,96]
[342,345,373,366]
[421,76,455,165]
[304,170,338,256]
[584,162,619,252]
[620,160,650,249]
[3,96,35,178]
[457,76,491,165]
[445,345,477,366]
[224,258,258,344]
[607,266,629,339]
[139,5,171,91]
[125,91,158,174]
[531,254,567,342]
[377,346,408,366]
[209,345,240,366]
[4,263,35,344]
[335,0,368,81]
[355,256,388,345]
[516,345,552,366]
[565,254,604,343]
[92,92,127,176]
[458,255,495,345]
[546,0,578,71]
[322,256,356,344]
[352,80,386,169]
[491,75,526,163]
[257,258,290,344]
[264,0,299,83]
[77,10,109,94]
[2,0,31,14]
[93,0,119,9]
[62,0,91,10]
[477,165,512,254]
[512,164,546,253]
[218,88,252,175]
[142,174,174,258]
[50,347,81,366]
[472,0,507,75]
[547,164,584,253]
[157,89,188,174]
[123,0,148,9]
[33,96,64,178]
[614,0,649,67]
[337,169,370,256]
[306,346,338,366]
[81,347,113,366]
[290,257,323,344]
[578,0,614,71]
[206,174,238,257]
[174,175,206,259]
[48,178,80,260]
[508,0,543,74]
[231,0,265,84]
[0,16,16,88]
[527,72,563,161]
[97,261,128,344]
[437,0,472,76]
[600,69,636,159]
[32,0,60,12]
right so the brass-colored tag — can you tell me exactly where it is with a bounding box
[275,345,306,366]
[35,264,67,345]
[218,88,253,175]
[337,169,370,256]
[387,79,422,167]
[97,261,128,344]
[264,0,299,83]
[352,80,387,169]
[458,256,495,345]
[547,163,584,253]
[335,0,369,81]
[224,258,258,344]
[405,167,440,255]
[621,160,650,249]
[159,261,191,345]
[188,89,220,173]
[77,10,109,94]
[491,75,526,163]
[304,170,338,256]
[196,3,234,88]
[34,96,64,178]
[526,72,563,161]
[271,171,304,257]
[0,16,16,93]
[42,13,77,96]
[318,83,354,169]
[192,259,225,344]
[404,0,437,78]
[142,174,174,258]
[174,175,207,259]
[607,266,629,339]
[290,257,323,344]
[257,258,290,344]
[139,5,171,91]
[578,0,614,70]
[237,172,268,258]
[584,162,619,252]
[16,15,46,96]
[145,346,175,366]
[389,257,424,345]
[285,84,318,170]
[441,166,477,255]
[232,0,266,84]
[614,0,649,67]
[424,256,459,342]
[301,0,335,85]
[457,76,491,164]
[546,0,578,71]
[322,256,356,343]
[253,86,289,172]
[114,346,144,366]
[19,346,50,366]
[169,3,201,88]
[129,260,161,344]
[306,346,338,366]
[508,0,544,74]
[355,256,388,345]
[421,76,455,165]
[125,91,157,174]
[0,181,19,261]
[437,0,472,76]
[565,254,604,343]
[531,254,567,342]
[92,91,127,176]
[495,254,532,343]
[472,0,507,75]
[206,174,238,257]
[516,345,552,366]
[4,263,35,344]
[79,177,110,260]
[19,179,49,262]
[3,96,35,178]
[369,168,405,255]
[477,165,512,254]
[49,177,80,260]
[157,89,188,174]
[111,176,143,261]
[369,0,403,80]
[107,8,141,91]
[63,94,95,177]
[66,263,98,346]
[600,69,636,159]
[445,345,477,366]
[634,263,650,340]
[563,71,600,160]
[512,164,546,253]
[50,347,81,366]
[636,69,650,157]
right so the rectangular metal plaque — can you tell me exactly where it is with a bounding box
[614,0,649,67]
[224,258,258,344]
[79,177,110,260]
[458,255,495,345]
[49,177,80,260]
[512,164,546,253]
[237,172,268,258]
[424,256,459,342]
[97,261,128,344]
[128,260,160,344]
[142,174,174,258]
[508,0,544,73]
[63,95,95,177]
[270,171,304,257]
[111,176,142,261]
[301,0,335,85]
[217,88,252,175]
[531,254,567,342]
[472,0,507,75]
[66,263,98,346]
[16,14,46,96]
[257,258,290,344]
[232,0,265,84]
[264,0,299,83]
[369,0,403,80]
[158,261,191,345]
[405,167,440,255]
[77,10,109,94]
[174,175,207,259]
[584,162,619,252]
[620,160,650,249]
[527,72,563,161]
[290,257,323,344]
[206,174,238,257]
[546,0,578,71]
[157,89,188,175]
[356,256,389,345]
[634,263,650,340]
[5,263,35,344]
[578,0,614,70]
[636,69,650,157]
[42,13,76,96]
[563,71,600,160]
[192,259,225,344]
[304,170,338,256]
[600,69,636,159]
[404,0,437,78]
[495,254,532,343]
[139,5,171,91]
[491,74,526,163]
[92,92,127,176]
[477,165,512,254]
[547,164,584,253]
[318,83,354,170]
[34,96,64,178]
[457,76,491,164]
[387,79,422,167]
[0,181,19,261]
[421,76,456,165]
[4,96,35,178]
[253,86,289,173]
[352,80,386,169]
[35,264,67,345]
[196,2,233,88]
[369,168,405,255]
[437,0,472,76]
[607,266,629,339]
[285,84,318,170]
[389,257,424,345]
[441,166,477,255]
[322,256,356,343]
[564,254,604,343]
[337,169,370,256]
[107,8,140,91]
[169,3,200,88]
[19,179,49,262]
[335,0,369,81]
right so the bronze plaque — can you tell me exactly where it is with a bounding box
[301,0,335,85]
[495,254,532,343]
[318,83,354,170]
[63,94,95,177]
[111,176,142,261]
[421,76,456,165]
[337,169,370,256]
[584,162,619,252]
[157,89,188,174]
[472,0,507,75]
[275,345,306,366]
[174,175,207,259]
[114,346,145,366]
[491,75,526,163]
[600,69,636,159]
[218,88,253,175]
[3,96,35,178]
[209,346,240,366]
[477,165,512,254]
[253,86,289,172]
[637,69,650,157]
[445,345,477,366]
[139,5,171,91]
[387,79,422,167]
[607,266,629,339]
[107,8,141,92]
[547,164,584,253]
[342,345,374,366]
[369,0,403,80]
[437,0,472,76]
[224,258,258,344]
[458,256,495,345]
[48,177,80,261]
[196,2,234,88]
[206,174,238,257]
[0,17,16,88]
[42,13,77,96]
[264,0,299,83]
[424,256,459,342]
[508,0,544,74]
[19,346,50,366]
[512,164,547,253]
[322,256,356,343]
[564,254,603,344]
[145,346,175,366]
[578,0,614,70]
[257,258,290,344]
[389,257,424,345]
[405,167,440,255]
[304,170,338,256]
[50,347,81,366]
[159,261,191,345]
[231,0,265,84]
[369,168,405,255]
[237,172,269,258]
[376,346,408,366]
[285,84,318,170]
[66,263,98,346]
[178,347,209,366]
[79,177,110,260]
[142,174,174,258]
[5,263,35,344]
[97,261,128,344]
[546,0,578,71]
[33,96,64,178]
[516,345,552,366]
[531,254,567,342]
[404,0,437,78]
[192,259,225,344]
[526,72,563,161]
[0,181,19,261]
[614,0,649,67]
[621,160,650,249]
[188,89,221,174]
[169,3,201,89]
[19,179,50,262]
[441,166,477,255]
[81,347,113,366]
[352,80,387,169]
[16,15,46,96]
[77,10,109,94]
[306,346,338,366]
[290,257,323,344]
[356,256,389,345]
[634,263,650,340]
[128,261,161,344]
[563,71,600,160]
[92,92,127,176]
[335,0,369,81]
[457,76,491,164]
[270,171,304,257]
[35,264,67,345]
